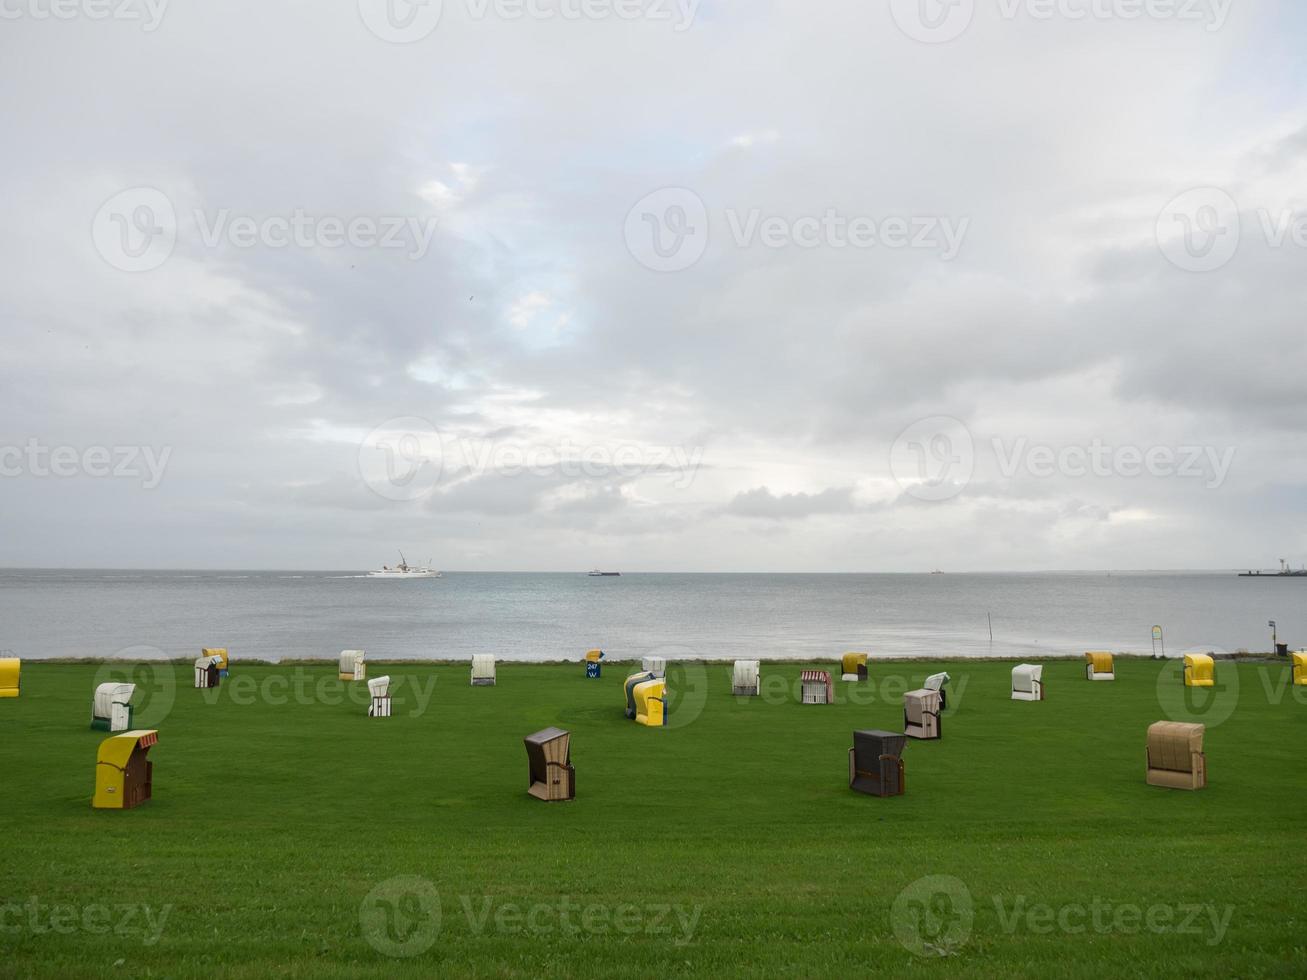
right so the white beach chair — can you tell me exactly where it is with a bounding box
[368,675,392,717]
[194,655,223,689]
[92,683,135,732]
[924,671,951,708]
[733,659,760,696]
[471,655,496,686]
[641,656,667,678]
[339,650,366,681]
[1011,664,1044,701]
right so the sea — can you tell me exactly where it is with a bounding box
[0,569,1300,663]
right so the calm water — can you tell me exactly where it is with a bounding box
[0,570,1300,662]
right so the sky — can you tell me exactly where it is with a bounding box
[1,0,1305,572]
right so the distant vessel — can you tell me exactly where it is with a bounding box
[370,553,442,579]
[930,569,945,575]
[1239,559,1307,578]
[587,569,621,577]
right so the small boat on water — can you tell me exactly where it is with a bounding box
[587,569,621,577]
[369,553,442,579]
[1239,559,1307,578]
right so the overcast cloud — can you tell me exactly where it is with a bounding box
[1,0,1304,571]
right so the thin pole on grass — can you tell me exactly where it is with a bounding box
[987,612,993,644]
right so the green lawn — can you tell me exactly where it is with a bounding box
[1,659,1304,978]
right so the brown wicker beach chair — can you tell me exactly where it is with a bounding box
[525,727,576,802]
[849,730,906,797]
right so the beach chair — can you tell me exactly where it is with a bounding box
[203,648,229,679]
[93,730,158,810]
[194,655,222,689]
[524,727,575,802]
[841,652,868,682]
[339,650,366,681]
[1293,651,1307,687]
[632,677,668,727]
[92,683,135,732]
[0,658,19,698]
[624,670,657,719]
[585,648,604,678]
[849,730,906,797]
[1085,651,1115,681]
[1011,664,1043,701]
[904,688,941,740]
[1146,721,1206,790]
[1184,653,1215,688]
[924,671,950,709]
[368,676,392,717]
[470,655,496,686]
[733,659,760,696]
[641,656,667,678]
[801,670,833,705]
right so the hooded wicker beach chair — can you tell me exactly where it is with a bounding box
[849,730,906,797]
[1184,653,1215,688]
[524,727,575,801]
[92,683,135,732]
[641,656,667,678]
[203,648,229,678]
[93,730,158,810]
[1085,651,1115,681]
[0,658,19,698]
[801,670,833,705]
[924,671,950,709]
[1294,651,1307,687]
[733,660,760,696]
[193,655,222,689]
[470,655,496,686]
[368,676,392,717]
[624,670,657,719]
[339,650,366,681]
[1145,721,1206,790]
[841,652,868,682]
[904,688,941,740]
[632,677,667,726]
[1011,664,1044,701]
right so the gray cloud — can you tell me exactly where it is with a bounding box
[0,2,1304,570]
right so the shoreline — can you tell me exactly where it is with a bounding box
[18,651,1291,666]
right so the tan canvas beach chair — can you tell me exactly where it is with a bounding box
[338,650,366,681]
[470,655,496,686]
[1145,721,1206,790]
[904,688,941,739]
[849,730,906,797]
[733,660,760,696]
[524,727,575,802]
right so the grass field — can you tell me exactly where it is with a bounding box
[1,658,1304,978]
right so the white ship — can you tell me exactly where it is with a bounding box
[369,553,442,579]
